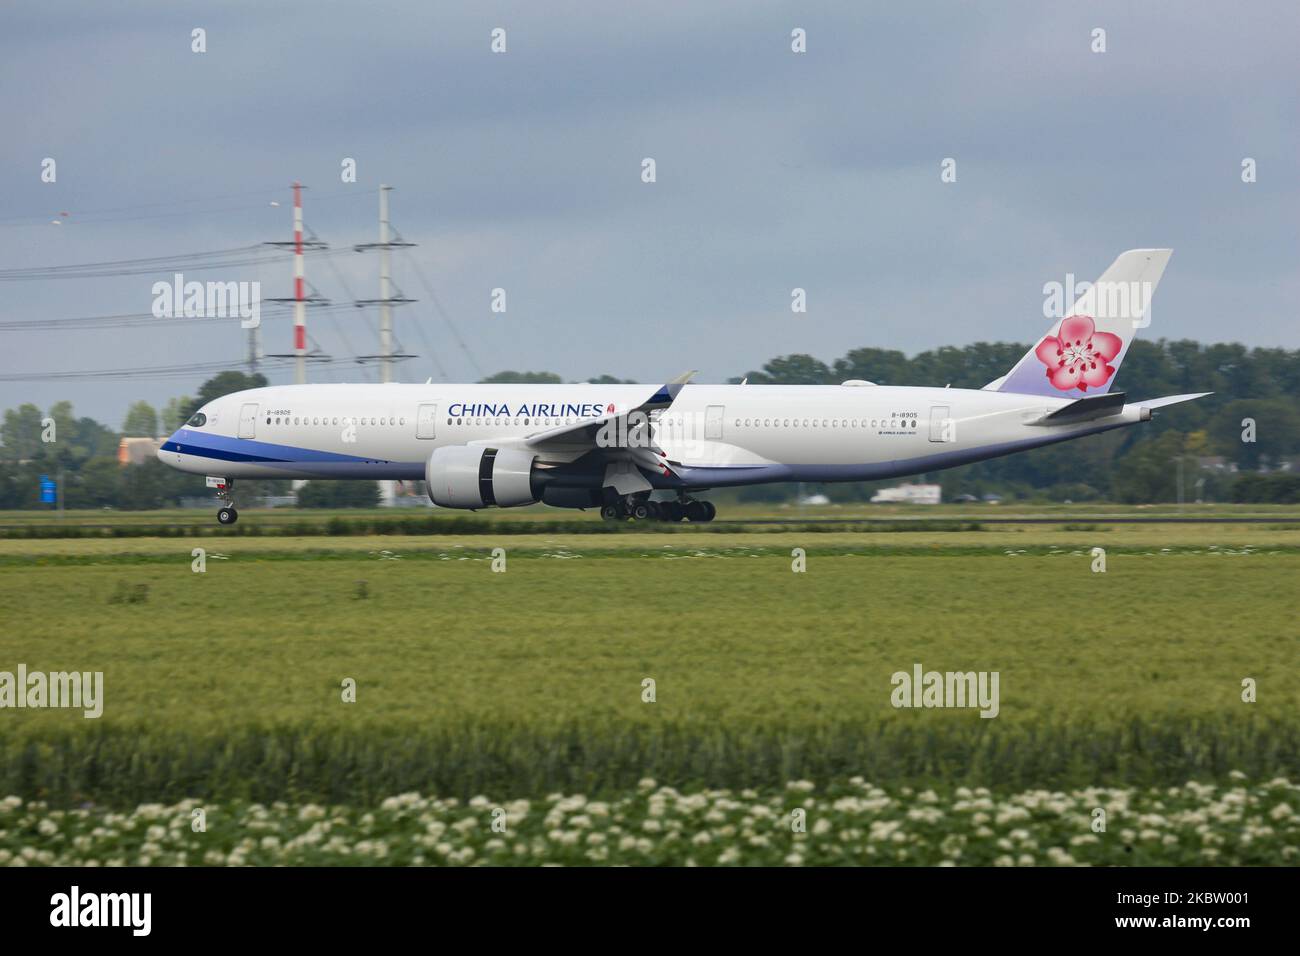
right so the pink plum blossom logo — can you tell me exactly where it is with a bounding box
[1033,315,1122,392]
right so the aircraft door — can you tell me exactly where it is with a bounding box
[238,403,258,439]
[929,405,952,443]
[705,405,724,439]
[416,404,438,439]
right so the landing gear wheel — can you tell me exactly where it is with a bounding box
[601,504,621,521]
[217,507,238,526]
[701,501,717,522]
[685,501,708,522]
[661,502,684,522]
[632,503,651,520]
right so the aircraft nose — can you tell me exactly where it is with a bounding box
[158,431,181,463]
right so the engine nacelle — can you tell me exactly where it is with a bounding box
[426,445,541,509]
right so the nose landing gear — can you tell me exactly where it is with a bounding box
[209,477,238,525]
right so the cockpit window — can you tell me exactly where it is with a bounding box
[186,412,207,427]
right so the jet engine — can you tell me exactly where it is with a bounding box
[425,445,542,509]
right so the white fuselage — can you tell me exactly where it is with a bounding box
[159,381,1146,491]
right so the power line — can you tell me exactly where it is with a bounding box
[317,250,383,382]
[0,355,371,383]
[0,185,381,229]
[0,244,347,281]
[400,249,485,378]
[0,303,360,332]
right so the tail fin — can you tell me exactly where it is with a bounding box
[989,249,1172,397]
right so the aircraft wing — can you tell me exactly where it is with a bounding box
[522,371,695,455]
[462,371,696,482]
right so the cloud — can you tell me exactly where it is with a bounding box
[0,0,1295,423]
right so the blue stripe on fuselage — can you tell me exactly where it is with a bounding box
[162,429,390,465]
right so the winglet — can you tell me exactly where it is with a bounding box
[646,371,697,407]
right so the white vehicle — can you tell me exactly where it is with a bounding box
[160,249,1207,524]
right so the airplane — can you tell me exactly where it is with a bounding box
[159,249,1208,525]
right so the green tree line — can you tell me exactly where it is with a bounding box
[728,339,1300,503]
[1,341,1297,509]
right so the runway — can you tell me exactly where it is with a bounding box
[714,515,1300,525]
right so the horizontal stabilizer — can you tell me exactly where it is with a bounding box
[1131,392,1213,411]
[1025,391,1127,426]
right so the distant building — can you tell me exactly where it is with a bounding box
[870,483,942,505]
[1195,456,1238,474]
[117,437,163,466]
[797,493,831,506]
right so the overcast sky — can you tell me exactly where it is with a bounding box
[2,1,1296,428]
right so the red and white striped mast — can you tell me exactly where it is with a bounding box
[292,181,306,385]
[265,182,329,381]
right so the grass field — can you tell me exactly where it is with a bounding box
[1,510,1297,864]
[3,501,1298,539]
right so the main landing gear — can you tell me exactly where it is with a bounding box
[601,494,716,523]
[210,477,238,525]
